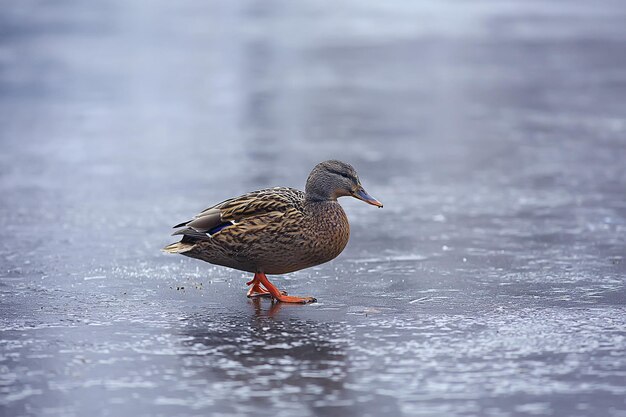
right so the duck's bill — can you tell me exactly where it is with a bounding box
[355,188,383,208]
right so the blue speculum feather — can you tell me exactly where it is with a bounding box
[208,221,233,235]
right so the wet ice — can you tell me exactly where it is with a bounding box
[1,0,626,416]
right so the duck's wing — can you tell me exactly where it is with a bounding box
[172,187,305,238]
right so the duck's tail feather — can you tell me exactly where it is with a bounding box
[162,241,195,254]
[163,227,212,253]
[172,219,191,228]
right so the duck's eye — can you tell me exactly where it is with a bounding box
[328,169,356,182]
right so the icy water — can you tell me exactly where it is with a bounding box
[1,1,626,416]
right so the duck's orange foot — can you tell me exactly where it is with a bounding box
[247,284,288,298]
[246,275,286,298]
[254,272,317,304]
[246,283,271,298]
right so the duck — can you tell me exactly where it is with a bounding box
[163,160,382,304]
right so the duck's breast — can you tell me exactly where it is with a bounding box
[265,201,349,275]
[307,202,350,264]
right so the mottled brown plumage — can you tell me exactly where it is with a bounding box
[163,160,382,303]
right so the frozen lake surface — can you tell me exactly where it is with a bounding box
[1,1,625,416]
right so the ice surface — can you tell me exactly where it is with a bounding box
[1,0,625,416]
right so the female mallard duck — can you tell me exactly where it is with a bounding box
[163,160,382,304]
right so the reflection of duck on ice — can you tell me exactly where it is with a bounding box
[175,302,352,411]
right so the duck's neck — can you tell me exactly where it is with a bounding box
[305,178,338,202]
[305,191,336,203]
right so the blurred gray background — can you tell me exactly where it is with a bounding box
[1,1,625,416]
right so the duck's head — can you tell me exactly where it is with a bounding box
[305,160,383,208]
